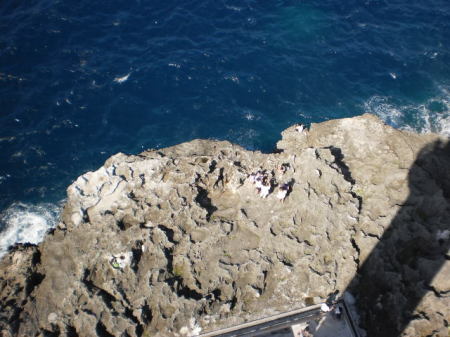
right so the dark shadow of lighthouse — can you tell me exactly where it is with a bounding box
[346,139,450,336]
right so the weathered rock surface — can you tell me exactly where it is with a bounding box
[0,114,449,337]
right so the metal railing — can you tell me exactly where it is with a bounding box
[198,299,361,337]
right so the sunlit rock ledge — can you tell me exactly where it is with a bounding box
[1,114,449,337]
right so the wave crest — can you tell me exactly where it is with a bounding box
[0,202,62,258]
[364,93,450,137]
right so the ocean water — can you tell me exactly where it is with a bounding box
[0,0,449,254]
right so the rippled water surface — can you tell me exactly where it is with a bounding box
[0,0,449,249]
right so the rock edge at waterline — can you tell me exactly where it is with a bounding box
[1,114,449,337]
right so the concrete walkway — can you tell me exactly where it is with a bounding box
[199,300,359,337]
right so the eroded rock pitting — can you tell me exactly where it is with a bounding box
[0,114,448,337]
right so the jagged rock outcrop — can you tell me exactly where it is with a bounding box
[0,114,448,337]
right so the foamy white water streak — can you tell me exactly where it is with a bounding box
[364,91,450,137]
[0,202,62,258]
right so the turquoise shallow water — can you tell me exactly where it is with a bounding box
[0,0,449,250]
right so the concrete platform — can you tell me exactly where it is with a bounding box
[199,300,359,337]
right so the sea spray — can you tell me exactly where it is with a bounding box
[364,94,450,137]
[0,201,62,258]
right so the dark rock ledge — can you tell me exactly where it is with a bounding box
[1,114,449,337]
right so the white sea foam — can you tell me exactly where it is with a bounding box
[0,202,62,258]
[364,93,450,137]
[225,5,243,12]
[224,74,240,84]
[364,96,404,127]
[244,112,254,120]
[0,174,11,184]
[113,73,131,83]
[242,109,259,121]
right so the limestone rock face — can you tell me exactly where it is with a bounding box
[0,114,448,337]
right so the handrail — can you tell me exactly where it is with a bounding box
[198,299,361,337]
[199,303,322,336]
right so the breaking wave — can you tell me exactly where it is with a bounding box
[0,202,62,258]
[364,92,450,137]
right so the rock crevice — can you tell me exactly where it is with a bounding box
[0,114,449,337]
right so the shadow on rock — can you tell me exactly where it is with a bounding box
[347,140,450,336]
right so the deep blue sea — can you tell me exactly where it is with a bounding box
[0,0,449,254]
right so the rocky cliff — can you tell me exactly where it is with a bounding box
[0,114,449,337]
